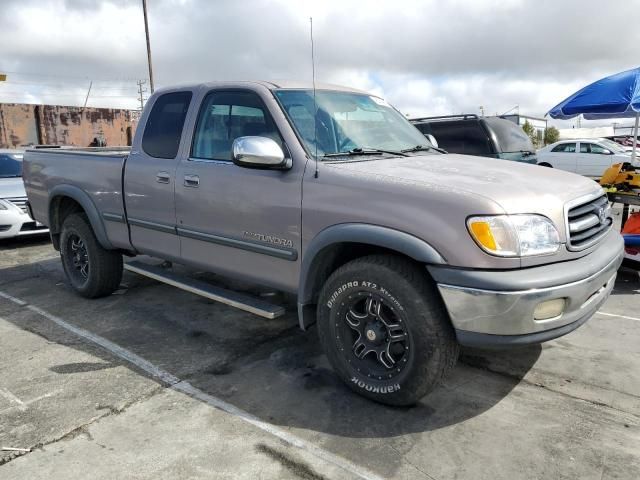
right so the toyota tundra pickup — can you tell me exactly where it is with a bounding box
[23,81,624,405]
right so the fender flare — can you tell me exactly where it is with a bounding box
[48,184,114,250]
[297,223,446,329]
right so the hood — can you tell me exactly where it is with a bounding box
[325,153,601,210]
[0,177,27,199]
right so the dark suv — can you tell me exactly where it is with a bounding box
[411,114,537,164]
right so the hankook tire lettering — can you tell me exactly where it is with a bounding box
[350,377,401,394]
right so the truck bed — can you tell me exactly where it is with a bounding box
[23,146,132,250]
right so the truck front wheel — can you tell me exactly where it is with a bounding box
[317,255,459,406]
[60,213,123,298]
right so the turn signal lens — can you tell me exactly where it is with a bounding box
[469,221,496,251]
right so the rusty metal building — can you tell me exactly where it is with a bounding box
[0,103,138,149]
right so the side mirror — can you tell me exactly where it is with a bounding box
[232,136,291,170]
[424,134,439,148]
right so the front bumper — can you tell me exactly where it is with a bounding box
[0,204,49,239]
[428,231,624,348]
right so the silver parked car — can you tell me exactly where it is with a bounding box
[0,149,49,239]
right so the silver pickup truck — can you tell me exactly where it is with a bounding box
[23,81,624,405]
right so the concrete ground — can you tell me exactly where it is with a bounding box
[0,233,639,480]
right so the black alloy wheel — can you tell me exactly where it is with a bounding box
[335,293,412,380]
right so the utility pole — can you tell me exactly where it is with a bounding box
[142,0,155,93]
[83,80,93,109]
[137,80,147,111]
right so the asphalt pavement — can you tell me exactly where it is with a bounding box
[0,234,639,479]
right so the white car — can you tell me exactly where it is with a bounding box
[0,149,49,239]
[537,138,638,178]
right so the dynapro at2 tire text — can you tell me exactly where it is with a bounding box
[317,255,459,406]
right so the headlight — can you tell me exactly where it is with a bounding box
[0,200,8,210]
[467,215,560,257]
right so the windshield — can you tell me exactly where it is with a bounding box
[483,117,535,153]
[0,153,23,178]
[274,90,430,157]
[600,138,628,154]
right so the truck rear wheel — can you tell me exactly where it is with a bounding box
[317,255,459,406]
[60,213,123,298]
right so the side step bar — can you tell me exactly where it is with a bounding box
[124,261,285,319]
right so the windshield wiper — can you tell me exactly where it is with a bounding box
[401,144,448,154]
[323,147,409,158]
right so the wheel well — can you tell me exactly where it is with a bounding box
[304,243,423,305]
[49,196,85,249]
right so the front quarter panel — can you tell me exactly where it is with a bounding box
[301,161,517,270]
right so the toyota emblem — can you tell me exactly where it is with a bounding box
[598,207,606,224]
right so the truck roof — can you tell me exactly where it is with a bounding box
[153,80,371,96]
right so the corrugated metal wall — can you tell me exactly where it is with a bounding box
[0,103,137,149]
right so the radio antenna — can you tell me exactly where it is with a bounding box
[310,16,319,178]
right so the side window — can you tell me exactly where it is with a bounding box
[428,121,491,155]
[589,143,610,154]
[428,122,465,152]
[413,123,432,135]
[142,91,192,159]
[580,143,590,153]
[192,91,283,161]
[551,143,576,153]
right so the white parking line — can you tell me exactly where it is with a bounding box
[0,388,26,410]
[597,311,640,323]
[0,291,27,306]
[0,291,384,480]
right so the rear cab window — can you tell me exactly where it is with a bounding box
[142,91,193,159]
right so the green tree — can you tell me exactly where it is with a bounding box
[544,126,560,145]
[522,120,539,148]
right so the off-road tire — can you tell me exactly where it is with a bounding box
[60,213,123,298]
[317,255,459,406]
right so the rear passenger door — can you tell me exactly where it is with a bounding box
[124,91,192,259]
[174,89,303,292]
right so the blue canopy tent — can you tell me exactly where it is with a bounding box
[547,66,640,161]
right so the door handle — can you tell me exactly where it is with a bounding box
[184,174,200,187]
[156,171,171,184]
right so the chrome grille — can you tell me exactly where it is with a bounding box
[4,196,28,214]
[566,194,612,250]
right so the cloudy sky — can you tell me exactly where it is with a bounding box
[1,0,639,128]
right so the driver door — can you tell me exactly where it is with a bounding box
[174,89,303,292]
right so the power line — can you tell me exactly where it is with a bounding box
[0,92,138,98]
[0,68,142,83]
[0,80,138,91]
